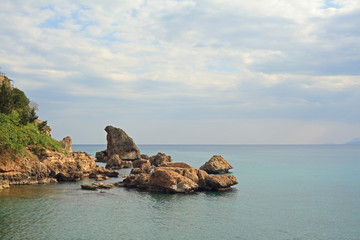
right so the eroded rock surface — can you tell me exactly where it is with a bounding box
[149,152,172,167]
[119,161,238,193]
[105,154,132,170]
[200,155,233,174]
[95,126,140,162]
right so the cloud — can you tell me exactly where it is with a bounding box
[0,0,359,143]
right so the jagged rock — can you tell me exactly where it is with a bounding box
[141,154,149,160]
[133,159,152,173]
[149,152,172,167]
[119,161,238,193]
[204,174,238,190]
[0,149,96,187]
[95,150,108,162]
[200,155,233,174]
[105,154,132,169]
[81,184,98,190]
[0,180,10,189]
[147,167,199,193]
[122,173,150,189]
[95,126,140,162]
[89,166,119,178]
[60,136,72,152]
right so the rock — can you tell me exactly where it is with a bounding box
[92,182,114,189]
[149,152,172,167]
[122,173,150,189]
[200,155,233,174]
[133,159,152,173]
[130,168,144,174]
[147,167,199,193]
[140,154,149,160]
[40,150,96,181]
[105,154,132,169]
[95,126,141,162]
[0,180,10,190]
[60,136,72,152]
[204,174,238,190]
[160,162,194,169]
[95,150,108,162]
[81,184,98,190]
[89,167,119,178]
[119,160,238,193]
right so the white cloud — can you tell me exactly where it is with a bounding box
[1,0,359,143]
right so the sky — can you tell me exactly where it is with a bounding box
[0,0,359,144]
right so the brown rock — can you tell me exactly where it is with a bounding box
[140,154,149,160]
[149,152,172,167]
[147,167,198,193]
[60,136,72,152]
[89,167,119,178]
[204,174,238,190]
[0,180,10,190]
[95,150,108,162]
[105,155,132,169]
[95,126,141,162]
[81,184,98,190]
[122,173,150,188]
[133,159,152,173]
[160,162,194,169]
[200,155,233,174]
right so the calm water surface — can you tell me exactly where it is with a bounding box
[1,145,360,239]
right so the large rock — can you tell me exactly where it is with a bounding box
[60,136,72,152]
[0,149,96,186]
[119,161,238,193]
[200,155,233,174]
[105,154,132,170]
[95,126,141,162]
[149,152,172,167]
[133,159,152,173]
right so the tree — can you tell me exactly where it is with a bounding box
[0,84,13,114]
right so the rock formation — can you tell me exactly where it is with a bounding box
[149,152,172,166]
[105,154,132,170]
[60,136,72,152]
[0,149,96,186]
[95,126,141,163]
[118,161,238,193]
[200,155,233,174]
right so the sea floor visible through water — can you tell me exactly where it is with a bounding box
[1,144,360,240]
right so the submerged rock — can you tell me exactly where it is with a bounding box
[81,184,98,191]
[200,155,233,174]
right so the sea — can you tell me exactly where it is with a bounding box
[1,144,360,240]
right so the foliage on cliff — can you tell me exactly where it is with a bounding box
[0,81,62,158]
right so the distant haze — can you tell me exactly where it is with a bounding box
[1,0,359,144]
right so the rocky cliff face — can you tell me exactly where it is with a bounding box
[0,137,96,188]
[96,126,141,163]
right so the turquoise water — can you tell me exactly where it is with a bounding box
[1,145,360,239]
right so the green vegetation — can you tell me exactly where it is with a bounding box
[0,78,62,157]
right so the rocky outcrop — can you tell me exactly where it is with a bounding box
[200,155,233,174]
[95,126,141,162]
[0,149,96,187]
[149,152,172,167]
[119,161,238,193]
[0,180,10,189]
[60,136,72,152]
[89,166,119,179]
[133,159,152,173]
[105,154,132,170]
